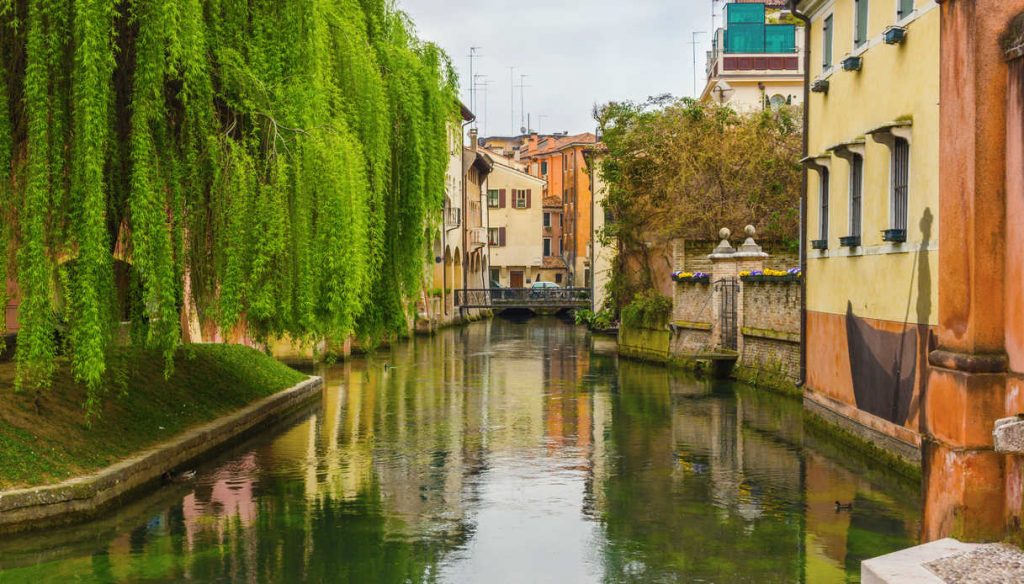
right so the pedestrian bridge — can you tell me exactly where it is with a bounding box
[454,288,592,311]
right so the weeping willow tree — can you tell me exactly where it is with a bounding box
[0,0,458,409]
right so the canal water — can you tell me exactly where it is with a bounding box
[0,318,921,583]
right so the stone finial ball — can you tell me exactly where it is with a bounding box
[719,227,731,240]
[745,225,756,237]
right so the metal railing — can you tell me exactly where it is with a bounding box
[454,287,591,309]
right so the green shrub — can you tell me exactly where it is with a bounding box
[574,308,614,330]
[620,290,672,330]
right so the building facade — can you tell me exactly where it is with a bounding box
[703,1,805,112]
[518,133,598,287]
[485,159,552,288]
[797,0,940,465]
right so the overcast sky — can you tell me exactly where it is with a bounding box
[402,0,715,137]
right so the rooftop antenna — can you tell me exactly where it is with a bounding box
[690,32,707,98]
[508,66,517,135]
[468,47,481,116]
[475,77,494,136]
[516,74,530,133]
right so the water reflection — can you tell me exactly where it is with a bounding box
[0,318,920,583]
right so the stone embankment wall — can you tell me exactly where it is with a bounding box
[621,228,802,386]
[739,281,801,381]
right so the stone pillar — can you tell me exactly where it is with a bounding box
[923,0,1024,543]
[708,227,768,352]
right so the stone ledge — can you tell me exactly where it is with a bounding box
[740,326,800,343]
[671,320,712,331]
[0,375,323,534]
[994,416,1024,453]
[862,538,980,584]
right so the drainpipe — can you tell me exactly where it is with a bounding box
[790,0,811,388]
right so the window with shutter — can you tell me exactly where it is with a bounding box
[526,189,532,208]
[819,168,830,240]
[849,155,863,237]
[854,0,869,48]
[499,227,507,246]
[543,238,551,257]
[499,189,506,208]
[891,139,910,230]
[897,0,913,20]
[823,14,833,68]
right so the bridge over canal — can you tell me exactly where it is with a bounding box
[454,288,592,312]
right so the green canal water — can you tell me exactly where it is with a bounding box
[0,318,921,583]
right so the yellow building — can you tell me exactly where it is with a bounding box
[796,0,938,465]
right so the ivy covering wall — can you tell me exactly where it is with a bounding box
[0,0,458,407]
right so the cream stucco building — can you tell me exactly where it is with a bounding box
[485,159,553,288]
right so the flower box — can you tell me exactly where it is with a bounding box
[842,55,863,72]
[839,235,861,248]
[739,269,801,284]
[811,79,830,94]
[811,239,828,250]
[884,26,907,45]
[672,271,710,284]
[882,228,907,243]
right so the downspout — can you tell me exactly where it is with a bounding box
[791,0,811,388]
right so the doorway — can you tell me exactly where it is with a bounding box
[510,270,524,288]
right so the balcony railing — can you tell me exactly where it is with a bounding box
[444,206,462,228]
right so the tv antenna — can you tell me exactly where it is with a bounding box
[689,32,707,98]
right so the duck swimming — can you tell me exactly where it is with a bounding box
[834,500,853,511]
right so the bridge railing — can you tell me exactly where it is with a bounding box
[454,288,592,308]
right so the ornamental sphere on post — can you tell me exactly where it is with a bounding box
[745,225,756,238]
[719,227,731,241]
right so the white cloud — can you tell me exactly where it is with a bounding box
[401,0,712,135]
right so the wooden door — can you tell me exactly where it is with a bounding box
[510,270,524,288]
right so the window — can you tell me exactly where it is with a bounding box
[891,138,910,230]
[822,14,834,68]
[490,268,500,285]
[488,227,501,246]
[543,212,551,228]
[514,190,528,209]
[897,0,914,20]
[854,0,869,48]
[819,168,830,240]
[555,273,563,284]
[849,154,863,237]
[541,161,548,175]
[487,189,500,208]
[559,214,563,227]
[558,238,564,255]
[543,238,552,257]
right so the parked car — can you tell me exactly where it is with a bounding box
[529,281,562,299]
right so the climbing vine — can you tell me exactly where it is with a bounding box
[0,0,459,408]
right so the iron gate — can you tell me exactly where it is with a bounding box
[715,277,739,351]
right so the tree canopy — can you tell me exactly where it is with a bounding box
[0,0,458,408]
[594,96,802,308]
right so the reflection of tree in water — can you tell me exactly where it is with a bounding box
[598,362,804,583]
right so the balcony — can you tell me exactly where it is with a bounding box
[444,206,462,229]
[705,21,803,78]
[469,227,487,247]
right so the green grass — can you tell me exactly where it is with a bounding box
[0,344,305,490]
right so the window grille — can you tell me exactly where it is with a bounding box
[850,154,863,237]
[819,168,830,240]
[891,138,910,231]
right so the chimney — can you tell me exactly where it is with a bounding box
[469,128,478,152]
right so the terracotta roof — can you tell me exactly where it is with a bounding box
[543,257,567,269]
[543,196,562,208]
[521,133,598,159]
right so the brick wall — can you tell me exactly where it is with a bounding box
[673,282,714,324]
[742,281,800,334]
[675,239,797,274]
[739,280,801,382]
[671,328,712,355]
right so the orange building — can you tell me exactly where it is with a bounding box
[518,132,598,287]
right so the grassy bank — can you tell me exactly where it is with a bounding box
[0,344,305,490]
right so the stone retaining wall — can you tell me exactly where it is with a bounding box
[738,281,801,382]
[0,376,323,534]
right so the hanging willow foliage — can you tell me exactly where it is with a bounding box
[1,0,459,409]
